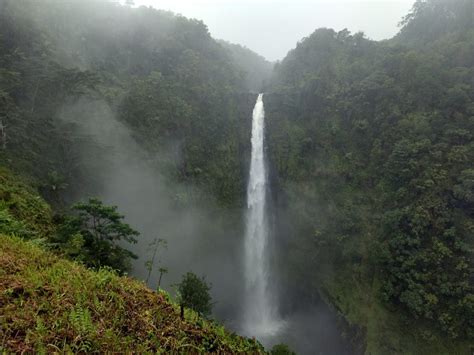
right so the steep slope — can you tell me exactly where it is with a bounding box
[0,0,253,208]
[0,1,259,343]
[0,167,54,238]
[395,0,473,47]
[2,0,472,352]
[218,40,274,92]
[0,167,263,353]
[0,234,263,353]
[265,0,473,352]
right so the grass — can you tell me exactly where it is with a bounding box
[0,234,264,353]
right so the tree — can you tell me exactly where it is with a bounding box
[54,198,139,274]
[271,343,296,355]
[266,0,473,343]
[144,237,167,285]
[41,171,68,207]
[177,272,212,319]
[157,267,168,289]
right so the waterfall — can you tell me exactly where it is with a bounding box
[243,93,281,337]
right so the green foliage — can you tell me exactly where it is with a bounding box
[53,198,139,274]
[270,343,296,355]
[68,306,96,352]
[1,0,472,351]
[0,0,254,208]
[218,40,274,92]
[0,167,54,238]
[266,0,473,348]
[0,201,30,237]
[0,234,264,353]
[397,0,473,46]
[178,272,213,318]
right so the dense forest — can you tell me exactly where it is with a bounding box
[0,0,263,206]
[266,0,473,351]
[0,0,472,353]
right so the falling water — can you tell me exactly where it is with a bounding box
[243,93,281,338]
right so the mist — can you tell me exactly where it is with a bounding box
[6,0,361,350]
[3,0,470,353]
[55,93,354,353]
[57,98,247,323]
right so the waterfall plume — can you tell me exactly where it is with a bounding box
[243,93,282,338]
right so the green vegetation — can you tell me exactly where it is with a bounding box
[0,235,263,353]
[0,1,263,350]
[270,343,296,355]
[266,0,473,351]
[218,40,274,92]
[52,198,139,274]
[177,272,213,319]
[0,166,140,274]
[0,0,258,208]
[0,0,473,352]
[0,167,54,238]
[0,168,261,352]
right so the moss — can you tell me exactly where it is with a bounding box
[0,234,264,353]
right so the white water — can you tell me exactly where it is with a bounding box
[243,93,282,338]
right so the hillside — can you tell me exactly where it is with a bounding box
[0,0,257,332]
[0,0,256,208]
[265,0,473,352]
[218,40,274,92]
[0,0,473,353]
[0,167,264,352]
[0,234,263,353]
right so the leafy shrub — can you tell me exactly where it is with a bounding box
[177,272,213,318]
[271,343,296,355]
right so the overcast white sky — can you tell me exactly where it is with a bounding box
[131,0,415,61]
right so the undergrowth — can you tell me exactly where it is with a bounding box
[0,167,54,238]
[0,234,264,353]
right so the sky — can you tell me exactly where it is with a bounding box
[131,0,415,61]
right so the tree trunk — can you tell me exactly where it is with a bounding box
[157,273,163,288]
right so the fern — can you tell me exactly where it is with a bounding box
[68,305,95,351]
[0,202,32,238]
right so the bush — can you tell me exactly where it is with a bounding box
[271,343,296,355]
[177,272,213,318]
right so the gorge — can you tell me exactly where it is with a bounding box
[0,0,472,353]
